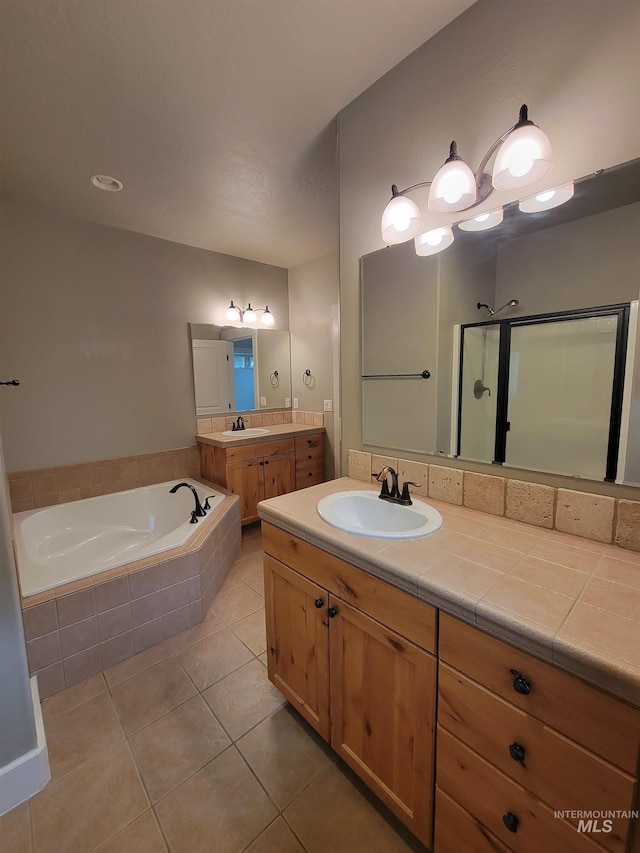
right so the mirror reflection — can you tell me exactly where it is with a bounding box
[361,159,640,486]
[189,323,292,416]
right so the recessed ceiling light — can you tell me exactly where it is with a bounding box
[90,174,124,192]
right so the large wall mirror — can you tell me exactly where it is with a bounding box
[189,323,292,416]
[361,158,640,487]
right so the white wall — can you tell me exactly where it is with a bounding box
[337,0,640,490]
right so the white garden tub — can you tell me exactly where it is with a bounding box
[14,479,223,596]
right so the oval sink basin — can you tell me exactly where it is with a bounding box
[317,490,442,539]
[222,428,270,437]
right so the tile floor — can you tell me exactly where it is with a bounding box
[1,525,427,853]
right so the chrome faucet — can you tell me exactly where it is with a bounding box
[169,482,207,521]
[374,467,420,506]
[232,415,245,431]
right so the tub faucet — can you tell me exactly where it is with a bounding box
[169,482,206,518]
[374,467,420,506]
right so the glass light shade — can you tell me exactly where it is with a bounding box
[458,208,504,232]
[428,159,476,212]
[261,306,275,326]
[381,194,424,244]
[243,303,257,323]
[225,301,241,322]
[519,181,574,213]
[414,226,454,256]
[492,124,553,190]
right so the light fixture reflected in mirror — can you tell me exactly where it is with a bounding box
[225,301,275,326]
[519,181,574,213]
[414,226,454,256]
[458,208,504,232]
[382,104,553,256]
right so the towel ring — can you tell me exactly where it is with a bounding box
[270,370,279,386]
[302,369,314,387]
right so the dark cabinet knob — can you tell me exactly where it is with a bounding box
[314,598,324,609]
[509,742,526,763]
[264,460,269,465]
[510,669,531,695]
[502,812,519,833]
[327,606,338,618]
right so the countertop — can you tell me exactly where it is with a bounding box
[196,423,324,449]
[257,476,640,707]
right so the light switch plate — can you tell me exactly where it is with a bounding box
[293,398,299,409]
[323,400,333,411]
[285,397,290,407]
[260,396,267,406]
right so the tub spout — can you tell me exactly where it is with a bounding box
[170,482,206,517]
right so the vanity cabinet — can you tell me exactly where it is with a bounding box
[262,522,437,847]
[199,431,323,525]
[435,613,640,853]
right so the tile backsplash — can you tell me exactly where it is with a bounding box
[349,450,640,552]
[195,409,324,435]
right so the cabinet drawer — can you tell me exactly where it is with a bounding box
[438,664,635,848]
[294,432,323,451]
[295,464,324,489]
[434,787,510,853]
[295,445,323,467]
[439,613,640,774]
[437,727,609,853]
[262,523,436,653]
[225,438,294,463]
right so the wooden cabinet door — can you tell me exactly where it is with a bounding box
[329,595,436,847]
[264,555,330,741]
[262,452,294,500]
[226,459,262,524]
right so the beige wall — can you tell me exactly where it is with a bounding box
[337,0,640,495]
[288,252,339,478]
[0,201,289,472]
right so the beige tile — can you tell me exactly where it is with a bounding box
[475,524,542,555]
[244,817,305,852]
[213,582,264,624]
[463,471,505,516]
[63,645,102,687]
[41,673,106,722]
[167,607,225,652]
[44,691,124,782]
[231,608,267,655]
[505,479,555,528]
[579,576,640,622]
[0,802,32,853]
[396,460,428,497]
[450,538,521,573]
[237,705,331,809]
[31,742,148,853]
[258,651,268,667]
[103,641,172,687]
[155,747,277,853]
[285,762,414,853]
[557,603,640,668]
[419,555,503,600]
[347,449,371,482]
[175,627,253,691]
[21,589,56,609]
[479,575,575,632]
[428,465,463,505]
[94,810,168,853]
[594,555,640,590]
[528,539,601,573]
[603,544,640,565]
[615,500,640,551]
[508,555,590,599]
[555,489,615,543]
[110,656,197,734]
[130,695,230,802]
[9,476,33,501]
[371,454,398,482]
[202,658,285,740]
[31,473,57,497]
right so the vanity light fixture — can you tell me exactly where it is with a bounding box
[381,104,552,255]
[224,300,275,326]
[519,181,574,213]
[458,208,504,232]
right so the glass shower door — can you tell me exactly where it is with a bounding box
[458,324,500,463]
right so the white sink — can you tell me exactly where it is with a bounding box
[317,490,442,539]
[222,428,270,437]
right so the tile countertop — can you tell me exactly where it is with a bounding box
[257,476,640,707]
[196,423,324,448]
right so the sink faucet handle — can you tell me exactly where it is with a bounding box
[400,481,421,504]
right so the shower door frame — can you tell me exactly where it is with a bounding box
[457,303,630,482]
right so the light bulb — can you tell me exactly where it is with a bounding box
[535,190,556,202]
[261,307,275,326]
[225,301,241,322]
[428,156,476,213]
[519,181,574,213]
[243,303,257,323]
[381,193,423,244]
[458,208,503,232]
[414,226,454,256]
[493,122,553,190]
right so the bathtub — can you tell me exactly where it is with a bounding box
[14,479,224,596]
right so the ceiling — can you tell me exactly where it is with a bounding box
[0,0,475,269]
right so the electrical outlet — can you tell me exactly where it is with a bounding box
[323,400,333,411]
[260,396,267,407]
[293,398,299,409]
[285,397,290,407]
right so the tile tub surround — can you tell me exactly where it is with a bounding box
[348,449,640,552]
[257,476,640,706]
[8,446,201,514]
[20,489,241,699]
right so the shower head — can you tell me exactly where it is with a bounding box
[477,299,519,317]
[476,302,495,316]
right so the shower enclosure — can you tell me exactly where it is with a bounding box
[457,304,631,481]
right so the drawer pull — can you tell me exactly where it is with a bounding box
[314,598,324,609]
[510,669,531,695]
[327,606,338,618]
[508,742,526,763]
[502,812,519,833]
